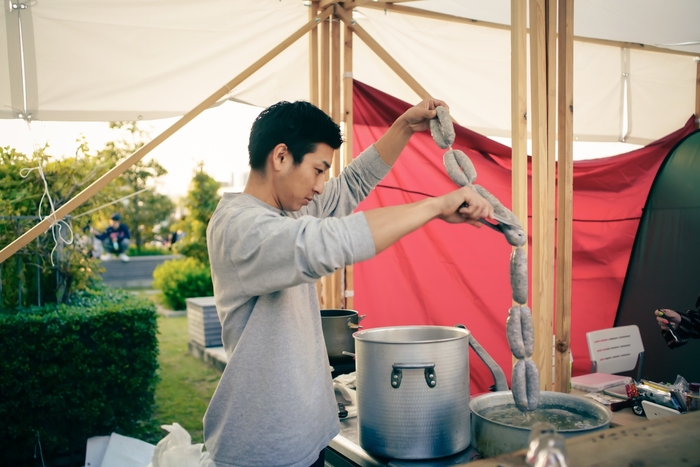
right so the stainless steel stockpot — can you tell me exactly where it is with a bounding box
[353,325,507,460]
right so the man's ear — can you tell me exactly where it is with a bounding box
[270,143,289,171]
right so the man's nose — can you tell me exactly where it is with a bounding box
[314,177,324,195]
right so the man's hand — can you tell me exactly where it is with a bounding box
[655,308,681,331]
[402,99,449,133]
[436,185,494,226]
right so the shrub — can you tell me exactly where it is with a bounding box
[153,257,213,310]
[0,287,159,466]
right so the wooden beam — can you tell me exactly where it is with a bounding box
[0,7,334,264]
[359,3,700,57]
[511,0,528,367]
[321,14,331,116]
[554,0,574,394]
[529,0,554,391]
[320,8,332,309]
[343,19,355,311]
[319,0,340,9]
[511,0,527,251]
[334,4,431,101]
[331,13,342,178]
[329,12,343,309]
[309,2,320,107]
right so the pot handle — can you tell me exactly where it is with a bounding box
[391,363,437,389]
[455,324,509,392]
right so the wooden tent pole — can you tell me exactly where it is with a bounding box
[511,0,528,367]
[310,2,320,107]
[554,0,574,393]
[329,11,343,309]
[334,5,431,101]
[529,0,555,390]
[343,16,355,310]
[310,2,324,304]
[320,9,333,309]
[0,7,333,265]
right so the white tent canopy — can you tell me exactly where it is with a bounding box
[2,0,698,144]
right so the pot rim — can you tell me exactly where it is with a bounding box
[321,309,358,317]
[353,325,470,344]
[470,391,613,433]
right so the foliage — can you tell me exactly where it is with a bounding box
[92,123,175,253]
[152,257,213,310]
[0,145,113,308]
[0,123,176,307]
[0,287,159,465]
[173,163,220,266]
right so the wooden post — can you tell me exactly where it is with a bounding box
[554,0,574,393]
[0,8,334,264]
[310,2,323,304]
[343,18,355,310]
[329,10,342,309]
[320,10,332,309]
[529,0,554,390]
[510,0,528,366]
[309,2,320,107]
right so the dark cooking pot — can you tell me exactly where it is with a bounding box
[321,309,364,358]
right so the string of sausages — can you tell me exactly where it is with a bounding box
[431,106,540,412]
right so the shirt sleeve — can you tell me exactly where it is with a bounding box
[223,208,376,298]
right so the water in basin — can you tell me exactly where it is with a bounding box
[478,402,603,430]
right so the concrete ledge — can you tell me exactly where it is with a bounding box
[100,254,181,288]
[188,341,227,372]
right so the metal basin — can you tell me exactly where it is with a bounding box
[470,391,613,458]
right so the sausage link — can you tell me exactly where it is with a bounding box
[506,306,526,359]
[510,247,528,305]
[525,358,541,411]
[512,358,541,412]
[430,106,455,149]
[519,305,535,358]
[443,150,471,187]
[502,225,526,247]
[512,359,528,411]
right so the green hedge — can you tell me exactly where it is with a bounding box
[153,257,213,310]
[0,288,159,465]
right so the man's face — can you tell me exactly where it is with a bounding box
[109,219,120,229]
[276,143,333,211]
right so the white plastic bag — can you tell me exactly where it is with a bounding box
[147,423,215,467]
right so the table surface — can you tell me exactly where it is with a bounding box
[328,388,649,466]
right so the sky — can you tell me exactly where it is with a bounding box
[1,102,641,201]
[0,100,263,199]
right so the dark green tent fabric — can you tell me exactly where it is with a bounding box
[615,130,700,384]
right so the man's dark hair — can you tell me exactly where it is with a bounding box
[248,101,343,171]
[111,213,121,221]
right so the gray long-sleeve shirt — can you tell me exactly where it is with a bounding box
[203,145,390,467]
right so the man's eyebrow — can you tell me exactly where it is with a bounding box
[322,161,331,169]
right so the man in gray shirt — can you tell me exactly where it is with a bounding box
[204,99,493,467]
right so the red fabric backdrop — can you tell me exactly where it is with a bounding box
[351,80,695,394]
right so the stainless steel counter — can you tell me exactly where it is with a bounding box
[327,417,483,467]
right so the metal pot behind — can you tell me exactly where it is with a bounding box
[353,325,508,460]
[470,391,613,458]
[320,309,364,358]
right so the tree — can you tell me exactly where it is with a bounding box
[174,163,220,266]
[93,123,175,252]
[0,144,117,307]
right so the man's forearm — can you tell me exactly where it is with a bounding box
[373,116,413,167]
[364,198,439,254]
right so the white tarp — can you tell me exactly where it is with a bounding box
[1,0,698,143]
